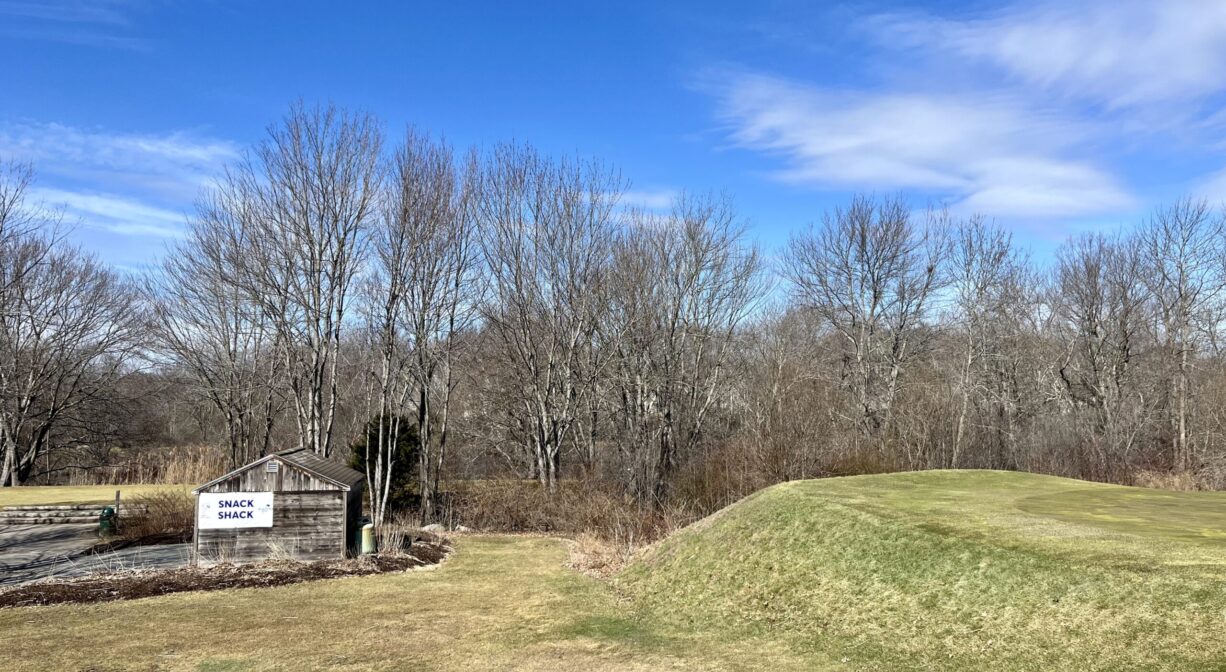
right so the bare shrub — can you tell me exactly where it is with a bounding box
[568,531,639,578]
[1196,460,1226,490]
[670,438,904,514]
[376,512,430,555]
[120,491,195,542]
[1133,470,1202,491]
[670,441,773,514]
[449,479,694,546]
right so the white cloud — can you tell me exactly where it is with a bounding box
[0,122,237,238]
[0,122,237,201]
[872,1,1226,110]
[0,1,148,50]
[1194,168,1226,206]
[32,187,186,238]
[0,1,130,25]
[711,72,1133,218]
[622,189,678,210]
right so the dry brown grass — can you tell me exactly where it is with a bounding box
[1132,469,1204,491]
[155,444,229,485]
[373,512,450,555]
[567,532,643,578]
[55,444,229,486]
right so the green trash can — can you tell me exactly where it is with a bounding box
[98,505,118,536]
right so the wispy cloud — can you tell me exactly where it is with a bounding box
[0,1,131,24]
[0,122,237,237]
[0,0,148,50]
[697,1,1226,221]
[709,72,1132,218]
[870,1,1226,110]
[0,122,237,193]
[1194,169,1226,206]
[32,188,186,238]
[622,188,678,211]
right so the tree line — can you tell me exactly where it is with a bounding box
[4,103,1226,524]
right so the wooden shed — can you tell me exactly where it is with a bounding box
[192,448,365,566]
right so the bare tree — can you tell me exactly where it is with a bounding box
[947,216,1030,467]
[785,195,947,449]
[476,143,622,492]
[360,200,414,530]
[363,130,479,526]
[1137,199,1226,470]
[0,161,35,252]
[231,103,383,458]
[0,238,143,486]
[1051,233,1152,477]
[737,306,833,483]
[147,187,283,468]
[0,161,61,298]
[605,193,765,503]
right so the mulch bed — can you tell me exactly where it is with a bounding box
[0,539,450,609]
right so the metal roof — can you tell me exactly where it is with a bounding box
[192,448,365,494]
[278,448,365,489]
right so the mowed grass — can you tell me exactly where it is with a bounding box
[0,484,188,507]
[0,535,815,671]
[4,471,1226,670]
[620,470,1226,671]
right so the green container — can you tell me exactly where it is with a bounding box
[98,505,118,536]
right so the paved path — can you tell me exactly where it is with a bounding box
[0,524,190,586]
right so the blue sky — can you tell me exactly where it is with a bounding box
[4,0,1226,271]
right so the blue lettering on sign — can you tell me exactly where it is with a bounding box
[200,493,271,529]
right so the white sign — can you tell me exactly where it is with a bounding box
[197,492,274,529]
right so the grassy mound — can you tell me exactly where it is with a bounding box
[619,470,1226,671]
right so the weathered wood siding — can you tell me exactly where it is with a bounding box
[196,491,345,566]
[199,459,343,493]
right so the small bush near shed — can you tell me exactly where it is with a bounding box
[120,490,195,543]
[376,512,443,553]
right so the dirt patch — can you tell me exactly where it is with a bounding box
[0,539,449,608]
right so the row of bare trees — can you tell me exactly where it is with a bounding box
[744,196,1226,491]
[8,103,1226,518]
[0,161,144,486]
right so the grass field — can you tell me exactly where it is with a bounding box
[621,470,1226,670]
[2,470,1225,670]
[0,484,188,507]
[0,535,811,671]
